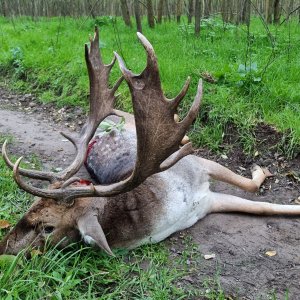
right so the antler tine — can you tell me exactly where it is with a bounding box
[180,79,203,129]
[169,76,191,111]
[13,157,95,200]
[5,27,122,186]
[137,32,159,73]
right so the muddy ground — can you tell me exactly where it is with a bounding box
[0,88,299,300]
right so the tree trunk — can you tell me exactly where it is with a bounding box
[165,0,171,21]
[134,0,142,33]
[120,0,132,27]
[187,0,194,24]
[176,0,183,23]
[229,0,235,23]
[157,0,164,24]
[86,0,96,19]
[286,0,294,21]
[146,0,155,28]
[265,0,274,23]
[203,0,211,18]
[221,0,229,23]
[235,0,243,24]
[241,0,251,25]
[273,0,281,24]
[1,0,8,16]
[195,0,201,37]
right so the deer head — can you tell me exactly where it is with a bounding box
[0,27,202,256]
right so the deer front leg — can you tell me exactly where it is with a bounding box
[197,157,273,193]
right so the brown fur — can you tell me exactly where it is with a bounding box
[101,176,165,248]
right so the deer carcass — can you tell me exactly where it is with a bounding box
[1,28,299,256]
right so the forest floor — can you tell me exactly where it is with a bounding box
[0,87,300,299]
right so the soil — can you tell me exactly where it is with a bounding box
[0,87,299,300]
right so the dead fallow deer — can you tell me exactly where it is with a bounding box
[1,27,300,257]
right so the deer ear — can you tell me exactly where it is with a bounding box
[77,212,114,256]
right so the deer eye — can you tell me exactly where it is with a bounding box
[43,226,55,234]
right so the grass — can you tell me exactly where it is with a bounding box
[0,243,188,299]
[0,16,299,157]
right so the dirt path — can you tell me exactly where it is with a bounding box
[0,88,299,299]
[0,109,74,168]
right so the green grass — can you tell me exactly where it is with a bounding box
[0,243,188,299]
[0,16,299,156]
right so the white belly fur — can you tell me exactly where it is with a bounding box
[132,155,212,248]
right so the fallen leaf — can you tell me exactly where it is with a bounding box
[204,253,216,260]
[265,250,277,257]
[0,220,10,229]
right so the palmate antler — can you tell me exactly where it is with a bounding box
[3,28,203,202]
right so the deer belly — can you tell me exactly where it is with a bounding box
[130,173,212,248]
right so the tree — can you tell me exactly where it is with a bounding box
[157,0,164,24]
[221,0,235,23]
[176,0,183,23]
[265,0,274,23]
[286,0,294,21]
[146,0,155,28]
[134,0,142,33]
[1,0,8,17]
[203,0,212,18]
[273,0,281,23]
[195,0,201,36]
[120,0,132,27]
[164,0,171,21]
[241,0,251,25]
[187,0,194,24]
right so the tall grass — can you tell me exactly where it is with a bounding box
[0,16,299,156]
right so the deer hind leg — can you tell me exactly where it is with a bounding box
[197,157,272,193]
[210,192,300,216]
